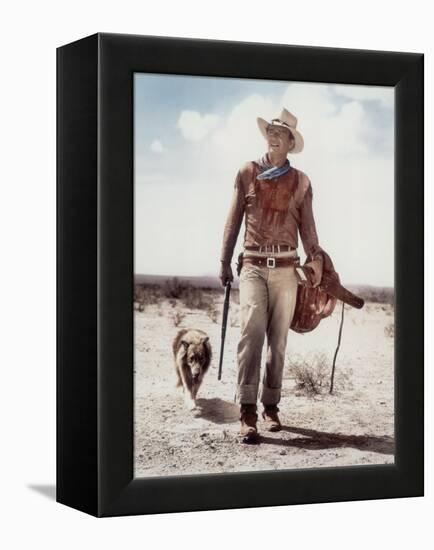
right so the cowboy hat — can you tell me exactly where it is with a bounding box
[257,108,304,154]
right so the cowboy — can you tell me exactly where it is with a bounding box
[219,108,324,443]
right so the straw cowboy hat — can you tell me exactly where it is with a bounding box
[257,108,304,153]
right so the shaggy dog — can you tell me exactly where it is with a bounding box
[172,329,212,410]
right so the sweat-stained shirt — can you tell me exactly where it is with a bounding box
[220,159,323,265]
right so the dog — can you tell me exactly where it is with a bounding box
[172,329,212,410]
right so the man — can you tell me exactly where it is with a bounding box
[219,108,324,443]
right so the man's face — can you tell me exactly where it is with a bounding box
[266,125,294,156]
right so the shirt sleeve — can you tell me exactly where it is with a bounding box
[299,180,323,259]
[220,171,246,264]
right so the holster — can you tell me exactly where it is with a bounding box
[236,252,244,276]
[290,249,364,334]
[320,273,364,309]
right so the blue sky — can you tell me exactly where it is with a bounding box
[134,73,394,286]
[134,74,290,184]
[135,74,288,146]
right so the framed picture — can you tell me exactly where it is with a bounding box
[57,33,423,517]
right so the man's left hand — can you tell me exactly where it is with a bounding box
[305,257,323,287]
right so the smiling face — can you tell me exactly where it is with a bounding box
[266,125,295,158]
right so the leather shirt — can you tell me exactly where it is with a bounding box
[221,160,322,264]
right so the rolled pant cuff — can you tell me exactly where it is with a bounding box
[236,384,258,404]
[260,385,281,406]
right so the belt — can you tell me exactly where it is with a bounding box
[243,256,300,269]
[245,245,295,253]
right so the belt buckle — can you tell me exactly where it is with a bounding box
[266,257,276,268]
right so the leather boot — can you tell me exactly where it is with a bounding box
[239,404,259,444]
[262,405,282,432]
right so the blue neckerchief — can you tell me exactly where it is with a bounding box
[256,154,291,180]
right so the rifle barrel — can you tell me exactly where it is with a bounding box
[218,282,231,380]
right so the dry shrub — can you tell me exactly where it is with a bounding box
[163,277,214,311]
[207,304,219,323]
[134,286,146,311]
[288,353,353,396]
[136,279,221,314]
[357,286,394,306]
[230,314,239,327]
[181,286,212,310]
[134,301,145,312]
[231,289,240,305]
[384,323,394,338]
[170,310,185,327]
[164,277,188,299]
[134,284,162,311]
[289,353,329,396]
[335,367,354,392]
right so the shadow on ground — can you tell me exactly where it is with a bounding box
[259,426,394,455]
[195,397,239,424]
[27,484,56,500]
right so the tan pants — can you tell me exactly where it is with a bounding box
[236,251,298,406]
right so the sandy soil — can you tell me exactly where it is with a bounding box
[134,290,394,478]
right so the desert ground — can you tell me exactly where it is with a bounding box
[134,278,394,478]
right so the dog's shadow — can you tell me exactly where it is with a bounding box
[260,426,395,455]
[195,398,239,424]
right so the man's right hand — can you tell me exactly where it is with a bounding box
[219,262,234,286]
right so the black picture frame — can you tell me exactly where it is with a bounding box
[57,32,424,517]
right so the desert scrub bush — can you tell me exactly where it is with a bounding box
[230,313,239,327]
[134,284,163,309]
[335,367,354,392]
[384,322,394,338]
[288,353,329,396]
[170,310,185,327]
[163,278,215,311]
[164,277,189,299]
[231,289,240,305]
[288,353,353,396]
[181,286,213,311]
[134,286,145,311]
[358,286,394,306]
[207,304,219,323]
[134,290,145,312]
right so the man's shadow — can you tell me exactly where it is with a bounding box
[195,397,239,424]
[260,426,395,455]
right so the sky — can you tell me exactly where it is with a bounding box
[134,73,394,287]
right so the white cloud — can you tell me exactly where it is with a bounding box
[279,83,369,159]
[207,82,390,180]
[136,81,394,286]
[212,94,271,154]
[331,84,394,107]
[177,110,221,141]
[202,84,381,189]
[150,139,165,153]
